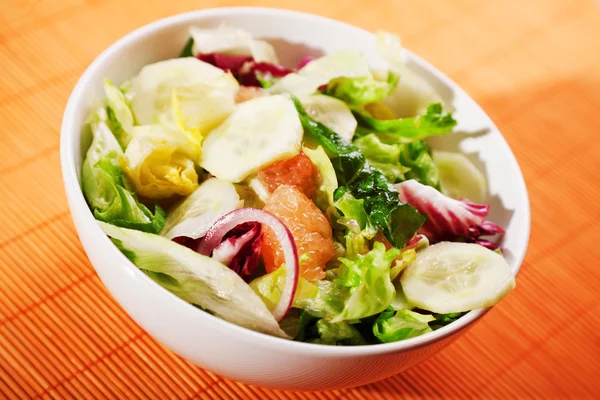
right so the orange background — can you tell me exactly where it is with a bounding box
[1,0,599,398]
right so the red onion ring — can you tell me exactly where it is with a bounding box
[197,208,298,321]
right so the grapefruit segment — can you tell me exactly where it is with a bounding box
[262,185,334,281]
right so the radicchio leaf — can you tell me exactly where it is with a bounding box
[196,53,292,87]
[395,180,504,249]
[173,222,263,281]
[239,62,293,87]
[297,56,316,69]
[196,53,252,76]
[211,222,263,280]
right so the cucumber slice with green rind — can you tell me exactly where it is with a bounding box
[401,242,515,313]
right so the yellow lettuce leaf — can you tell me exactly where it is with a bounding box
[121,125,200,199]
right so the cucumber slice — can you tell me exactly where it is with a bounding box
[433,151,488,203]
[189,26,279,64]
[269,50,372,97]
[401,242,515,313]
[300,94,357,141]
[161,178,241,240]
[131,58,228,125]
[171,74,239,143]
[201,94,303,183]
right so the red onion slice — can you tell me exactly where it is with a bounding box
[197,208,299,321]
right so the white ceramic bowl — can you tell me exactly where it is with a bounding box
[60,7,530,391]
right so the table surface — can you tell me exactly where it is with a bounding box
[1,0,599,398]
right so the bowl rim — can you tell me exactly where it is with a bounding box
[60,6,531,357]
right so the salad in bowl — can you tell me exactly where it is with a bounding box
[81,24,515,345]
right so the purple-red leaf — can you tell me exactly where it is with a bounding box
[211,222,263,280]
[196,53,293,87]
[396,180,504,249]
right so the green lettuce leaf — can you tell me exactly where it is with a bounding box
[323,71,399,106]
[252,272,350,321]
[332,242,399,322]
[373,308,434,343]
[179,38,195,57]
[81,113,164,233]
[249,265,319,312]
[429,312,467,331]
[345,166,426,248]
[295,279,350,319]
[293,97,425,248]
[354,103,456,141]
[333,192,377,258]
[389,248,416,281]
[334,192,370,231]
[309,319,367,345]
[353,133,408,183]
[103,79,134,149]
[100,222,287,338]
[353,133,440,189]
[294,311,318,342]
[400,141,440,189]
[285,243,404,325]
[302,145,339,213]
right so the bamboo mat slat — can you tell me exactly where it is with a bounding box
[1,0,599,398]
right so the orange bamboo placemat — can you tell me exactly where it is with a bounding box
[1,0,599,398]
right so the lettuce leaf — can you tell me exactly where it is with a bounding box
[295,279,350,319]
[294,310,318,342]
[121,125,200,199]
[331,242,399,322]
[302,145,338,213]
[353,133,440,189]
[293,97,425,248]
[103,79,134,149]
[353,134,408,183]
[400,141,440,189]
[429,312,466,330]
[389,248,416,281]
[100,222,287,338]
[81,112,164,233]
[333,192,377,258]
[334,192,371,231]
[376,31,445,118]
[345,167,426,249]
[284,242,399,324]
[249,265,319,312]
[309,319,367,345]
[373,308,434,343]
[354,103,456,141]
[294,242,400,323]
[179,38,195,57]
[323,71,399,106]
